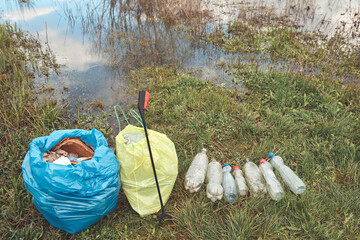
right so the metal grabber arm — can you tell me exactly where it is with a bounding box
[138,90,171,225]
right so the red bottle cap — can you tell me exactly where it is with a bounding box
[259,159,266,164]
[233,165,240,171]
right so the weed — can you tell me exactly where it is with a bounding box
[88,99,105,110]
[204,21,360,83]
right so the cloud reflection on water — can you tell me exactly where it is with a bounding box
[40,27,104,72]
[2,7,56,21]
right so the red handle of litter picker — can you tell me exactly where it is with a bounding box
[138,90,150,111]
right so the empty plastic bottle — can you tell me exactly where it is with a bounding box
[259,159,284,201]
[269,153,306,194]
[233,166,248,196]
[244,158,267,196]
[222,164,238,203]
[184,149,208,193]
[206,161,223,202]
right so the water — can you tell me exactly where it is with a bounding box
[0,0,358,113]
[204,0,360,41]
[0,0,239,114]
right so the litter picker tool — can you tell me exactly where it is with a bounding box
[138,90,171,224]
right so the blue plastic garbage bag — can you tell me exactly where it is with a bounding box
[22,129,120,234]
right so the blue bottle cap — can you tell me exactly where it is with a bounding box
[224,163,230,167]
[269,153,275,159]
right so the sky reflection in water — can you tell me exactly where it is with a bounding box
[0,0,235,110]
[0,0,358,110]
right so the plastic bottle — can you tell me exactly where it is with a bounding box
[269,153,306,194]
[184,149,209,193]
[206,161,223,202]
[259,159,284,201]
[222,164,238,203]
[244,158,267,196]
[233,166,248,196]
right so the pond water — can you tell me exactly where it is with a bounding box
[0,0,238,114]
[0,0,359,114]
[206,0,359,39]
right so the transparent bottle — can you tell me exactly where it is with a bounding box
[233,166,248,196]
[269,153,306,194]
[244,158,267,196]
[222,164,238,203]
[259,159,284,201]
[184,149,208,193]
[206,161,223,202]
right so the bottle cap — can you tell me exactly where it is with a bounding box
[201,148,207,153]
[233,166,240,171]
[269,153,274,159]
[224,163,230,167]
[259,159,266,164]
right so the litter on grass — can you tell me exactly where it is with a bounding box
[22,129,120,234]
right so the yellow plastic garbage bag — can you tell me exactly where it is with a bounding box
[114,106,178,216]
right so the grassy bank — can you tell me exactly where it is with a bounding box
[124,63,360,238]
[0,23,113,238]
[1,17,360,240]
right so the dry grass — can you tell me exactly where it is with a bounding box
[136,0,210,24]
[88,99,105,110]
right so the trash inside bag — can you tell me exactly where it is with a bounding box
[42,137,94,165]
[116,124,178,216]
[22,129,120,234]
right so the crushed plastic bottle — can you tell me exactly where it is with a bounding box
[222,164,238,203]
[259,159,284,201]
[244,158,267,196]
[206,161,223,202]
[233,166,248,196]
[184,149,208,193]
[269,153,306,194]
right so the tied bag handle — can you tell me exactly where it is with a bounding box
[114,105,129,132]
[114,105,144,132]
[129,109,144,128]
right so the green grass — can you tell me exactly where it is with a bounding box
[204,21,360,82]
[131,67,360,239]
[1,16,360,239]
[0,23,113,239]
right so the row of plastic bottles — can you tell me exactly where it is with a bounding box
[184,149,306,202]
